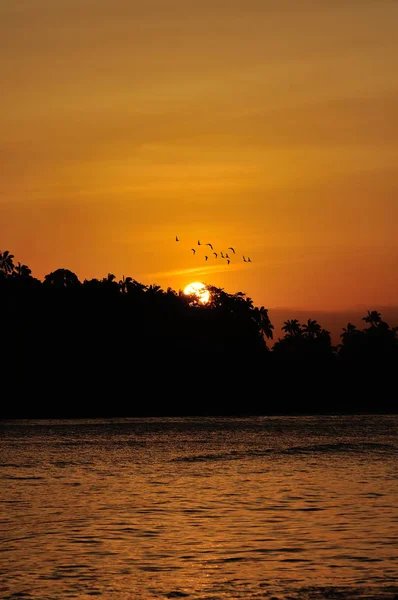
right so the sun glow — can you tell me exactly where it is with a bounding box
[184,282,210,304]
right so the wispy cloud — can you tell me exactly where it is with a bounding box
[142,262,246,281]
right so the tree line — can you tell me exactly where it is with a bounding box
[1,249,397,417]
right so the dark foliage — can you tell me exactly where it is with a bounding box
[1,250,397,417]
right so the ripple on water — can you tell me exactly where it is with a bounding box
[0,415,396,600]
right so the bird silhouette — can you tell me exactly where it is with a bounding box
[205,255,208,261]
[191,248,196,254]
[206,243,213,250]
[247,257,252,262]
[220,251,225,258]
[225,253,230,259]
[198,240,201,245]
[176,235,179,242]
[227,259,230,265]
[243,256,247,262]
[213,252,218,258]
[228,247,235,254]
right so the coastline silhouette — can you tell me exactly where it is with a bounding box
[1,249,397,418]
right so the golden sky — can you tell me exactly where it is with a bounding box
[1,0,397,309]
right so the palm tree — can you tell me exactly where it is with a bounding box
[340,322,358,342]
[301,318,321,339]
[0,250,15,276]
[252,306,274,340]
[14,262,32,278]
[282,319,301,337]
[363,310,382,328]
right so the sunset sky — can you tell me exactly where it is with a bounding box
[1,0,397,310]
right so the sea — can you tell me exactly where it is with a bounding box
[0,415,397,600]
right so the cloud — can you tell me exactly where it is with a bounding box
[143,262,245,281]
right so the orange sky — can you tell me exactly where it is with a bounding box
[1,0,397,310]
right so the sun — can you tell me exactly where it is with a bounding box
[184,281,210,304]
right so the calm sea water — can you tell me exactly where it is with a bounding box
[0,416,397,600]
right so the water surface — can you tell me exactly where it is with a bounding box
[1,415,397,600]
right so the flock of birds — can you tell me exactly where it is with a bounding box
[175,236,252,265]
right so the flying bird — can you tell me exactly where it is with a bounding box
[176,235,179,242]
[220,251,225,258]
[227,259,230,265]
[205,255,208,261]
[198,240,201,245]
[191,248,196,254]
[225,253,230,259]
[213,252,218,258]
[248,257,252,262]
[228,247,235,254]
[243,256,247,262]
[206,243,213,250]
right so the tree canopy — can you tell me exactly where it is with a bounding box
[1,250,397,417]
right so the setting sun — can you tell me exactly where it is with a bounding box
[184,282,210,304]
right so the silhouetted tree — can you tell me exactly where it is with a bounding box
[119,275,133,294]
[338,311,398,364]
[146,284,164,297]
[302,318,322,339]
[0,250,15,276]
[126,278,146,296]
[282,319,301,337]
[252,305,274,340]
[363,310,382,328]
[43,268,80,288]
[273,318,333,363]
[362,312,397,362]
[13,262,32,278]
[340,322,359,343]
[1,250,397,417]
